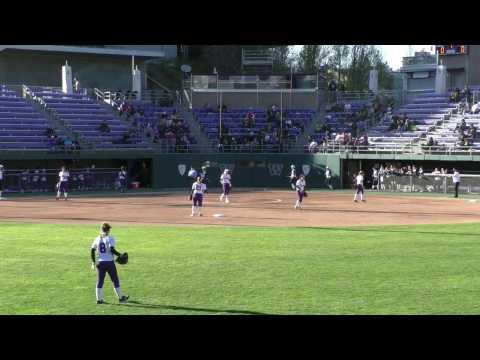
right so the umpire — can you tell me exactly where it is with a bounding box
[452,168,461,198]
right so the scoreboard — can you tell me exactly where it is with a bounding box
[436,45,468,55]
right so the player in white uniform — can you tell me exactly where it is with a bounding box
[0,164,4,199]
[372,167,379,191]
[294,174,307,209]
[118,166,127,193]
[354,171,366,202]
[325,166,333,190]
[432,167,442,192]
[91,222,129,304]
[219,169,232,203]
[289,165,297,190]
[379,166,385,191]
[190,177,207,216]
[56,166,70,200]
[452,168,461,198]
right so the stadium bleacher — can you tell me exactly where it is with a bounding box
[29,87,151,150]
[116,100,196,151]
[0,85,50,150]
[366,91,456,149]
[193,107,315,151]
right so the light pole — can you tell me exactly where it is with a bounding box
[290,65,293,108]
[213,67,219,108]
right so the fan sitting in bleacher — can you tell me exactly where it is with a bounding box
[461,85,472,103]
[450,88,461,103]
[217,104,228,113]
[471,101,480,114]
[243,112,256,128]
[455,118,467,134]
[45,127,56,139]
[98,120,111,133]
[308,138,318,153]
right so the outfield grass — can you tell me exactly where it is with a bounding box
[1,222,480,315]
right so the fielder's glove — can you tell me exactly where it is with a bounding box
[189,194,193,201]
[116,252,129,265]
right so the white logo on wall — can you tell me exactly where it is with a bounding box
[302,164,311,176]
[178,164,186,176]
[268,163,284,176]
[219,163,235,173]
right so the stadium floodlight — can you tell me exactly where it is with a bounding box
[180,64,192,73]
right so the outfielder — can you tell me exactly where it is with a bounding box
[219,169,232,203]
[91,222,129,304]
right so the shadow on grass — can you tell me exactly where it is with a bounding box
[114,300,271,315]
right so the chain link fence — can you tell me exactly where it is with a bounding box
[368,174,480,195]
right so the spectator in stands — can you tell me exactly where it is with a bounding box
[461,85,472,102]
[328,81,337,92]
[121,132,131,144]
[451,88,461,103]
[73,78,80,92]
[351,120,358,138]
[426,136,435,147]
[334,133,343,143]
[389,115,399,131]
[114,90,123,102]
[119,101,129,116]
[217,104,228,113]
[267,105,278,122]
[203,103,213,112]
[360,134,369,146]
[45,127,56,139]
[471,101,480,114]
[308,138,318,153]
[244,112,256,128]
[285,117,293,129]
[98,120,111,133]
[455,118,467,134]
[470,124,477,138]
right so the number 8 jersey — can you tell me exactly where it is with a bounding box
[91,235,116,262]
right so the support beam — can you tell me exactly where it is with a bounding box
[62,62,73,94]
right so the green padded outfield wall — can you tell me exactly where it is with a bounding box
[152,154,342,189]
[7,150,480,189]
[0,151,341,189]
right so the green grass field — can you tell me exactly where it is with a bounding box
[2,221,480,315]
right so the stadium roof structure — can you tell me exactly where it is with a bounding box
[0,45,171,58]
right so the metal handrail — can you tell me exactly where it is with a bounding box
[145,73,172,93]
[1,143,480,155]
